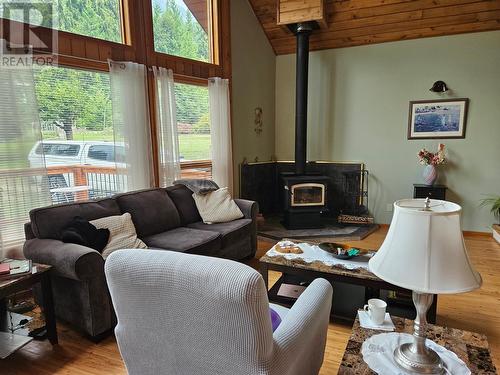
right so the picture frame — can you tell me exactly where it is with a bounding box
[407,98,469,139]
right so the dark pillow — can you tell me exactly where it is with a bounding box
[60,216,110,253]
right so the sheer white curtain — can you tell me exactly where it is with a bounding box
[152,67,180,186]
[208,77,233,194]
[109,61,153,191]
[0,41,51,253]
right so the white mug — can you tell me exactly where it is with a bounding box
[363,298,387,325]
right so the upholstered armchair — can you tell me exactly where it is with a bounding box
[105,249,333,375]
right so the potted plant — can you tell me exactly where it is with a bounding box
[417,143,446,186]
[480,195,500,244]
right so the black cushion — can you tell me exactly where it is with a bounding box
[60,216,110,253]
[187,219,252,248]
[165,185,202,225]
[115,188,181,238]
[142,227,221,255]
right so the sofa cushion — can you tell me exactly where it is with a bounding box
[166,185,202,225]
[186,219,252,248]
[142,227,221,255]
[90,213,148,259]
[192,188,244,224]
[115,189,181,238]
[30,198,121,239]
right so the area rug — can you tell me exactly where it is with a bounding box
[257,216,379,242]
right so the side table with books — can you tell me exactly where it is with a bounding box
[0,259,57,359]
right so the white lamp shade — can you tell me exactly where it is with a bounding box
[369,199,482,294]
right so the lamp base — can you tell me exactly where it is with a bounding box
[394,342,444,374]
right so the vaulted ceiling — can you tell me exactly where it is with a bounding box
[247,0,500,55]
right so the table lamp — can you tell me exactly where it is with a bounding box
[369,198,482,374]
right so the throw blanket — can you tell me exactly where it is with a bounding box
[174,179,219,194]
[60,216,110,253]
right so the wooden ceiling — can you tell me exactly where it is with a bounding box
[184,0,209,32]
[247,0,500,54]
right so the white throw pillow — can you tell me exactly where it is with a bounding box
[192,188,244,224]
[90,213,147,259]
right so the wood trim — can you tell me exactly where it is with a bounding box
[209,0,220,65]
[119,0,132,45]
[147,70,160,187]
[219,0,231,79]
[174,74,209,86]
[180,160,212,169]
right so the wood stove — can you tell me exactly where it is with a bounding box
[282,174,329,229]
[281,21,330,229]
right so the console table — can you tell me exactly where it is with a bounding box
[413,184,447,200]
[338,316,497,374]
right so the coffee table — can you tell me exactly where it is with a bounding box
[338,316,497,374]
[0,263,57,358]
[259,240,438,323]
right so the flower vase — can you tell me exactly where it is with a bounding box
[422,165,438,186]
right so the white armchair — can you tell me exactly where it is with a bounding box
[105,249,333,375]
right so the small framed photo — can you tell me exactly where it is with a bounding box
[408,98,469,139]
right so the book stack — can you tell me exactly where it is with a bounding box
[0,259,33,280]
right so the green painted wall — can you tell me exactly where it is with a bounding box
[275,31,500,231]
[231,0,276,196]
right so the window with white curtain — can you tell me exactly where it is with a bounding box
[0,67,51,250]
[173,82,212,179]
[175,82,211,161]
[32,65,127,203]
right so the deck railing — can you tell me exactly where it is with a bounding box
[0,161,212,246]
[1,160,212,205]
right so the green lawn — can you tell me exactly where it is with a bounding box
[179,134,211,160]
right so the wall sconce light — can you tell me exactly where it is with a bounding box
[429,81,449,93]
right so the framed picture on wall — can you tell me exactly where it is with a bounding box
[408,98,469,139]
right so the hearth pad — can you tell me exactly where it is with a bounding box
[258,216,379,242]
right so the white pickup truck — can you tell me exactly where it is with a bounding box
[28,140,126,201]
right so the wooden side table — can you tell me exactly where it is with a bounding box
[0,263,57,358]
[413,184,447,200]
[338,316,497,374]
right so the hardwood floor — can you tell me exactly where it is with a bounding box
[2,228,499,374]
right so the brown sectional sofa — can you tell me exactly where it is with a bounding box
[23,185,258,340]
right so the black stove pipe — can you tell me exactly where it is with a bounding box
[294,22,313,176]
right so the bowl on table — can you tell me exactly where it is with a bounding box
[318,242,361,260]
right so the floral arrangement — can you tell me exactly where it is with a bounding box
[417,144,446,166]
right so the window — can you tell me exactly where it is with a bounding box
[88,144,125,163]
[33,66,123,202]
[175,82,210,161]
[35,143,80,157]
[1,0,122,42]
[152,0,212,62]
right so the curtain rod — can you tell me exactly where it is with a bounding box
[108,60,223,80]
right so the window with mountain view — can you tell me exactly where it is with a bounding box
[0,0,122,43]
[152,0,211,62]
